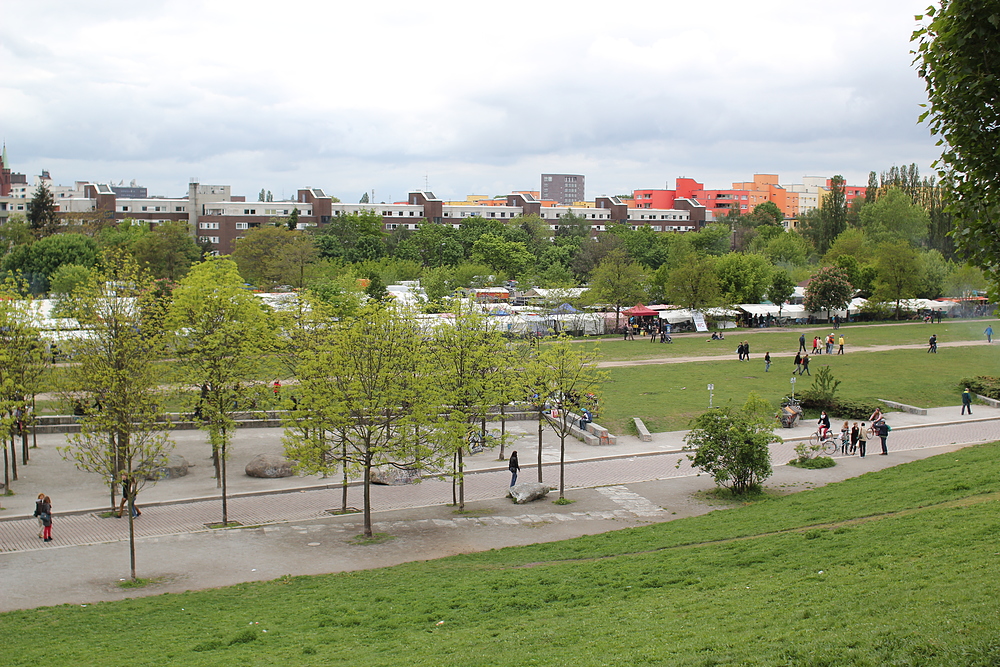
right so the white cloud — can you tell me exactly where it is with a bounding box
[1,0,938,202]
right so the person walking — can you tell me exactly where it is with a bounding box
[850,422,860,455]
[508,450,520,487]
[876,420,890,455]
[793,351,802,374]
[33,493,46,539]
[37,495,53,542]
[837,335,845,355]
[962,388,973,415]
[928,334,937,353]
[743,341,750,361]
[764,352,771,372]
[986,326,993,344]
[858,423,868,458]
[799,333,806,352]
[812,336,820,354]
[800,353,811,375]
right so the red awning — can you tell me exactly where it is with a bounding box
[623,303,658,316]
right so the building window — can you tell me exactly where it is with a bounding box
[121,206,129,212]
[236,222,248,230]
[176,206,184,212]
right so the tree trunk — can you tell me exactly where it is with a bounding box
[220,426,228,526]
[3,439,9,494]
[537,410,544,483]
[559,434,566,500]
[363,461,372,538]
[451,452,457,506]
[341,438,348,513]
[21,427,29,465]
[127,499,137,581]
[457,447,465,511]
[8,436,16,481]
[213,443,221,488]
[498,404,506,461]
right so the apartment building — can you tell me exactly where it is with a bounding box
[541,174,585,205]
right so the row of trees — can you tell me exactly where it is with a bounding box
[2,251,605,579]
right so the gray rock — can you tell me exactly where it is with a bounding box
[144,454,190,480]
[245,453,295,478]
[370,466,420,486]
[508,482,551,504]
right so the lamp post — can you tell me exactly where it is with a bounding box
[790,376,796,401]
[707,383,714,408]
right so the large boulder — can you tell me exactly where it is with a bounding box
[245,454,295,478]
[144,454,190,480]
[509,482,552,504]
[370,466,420,486]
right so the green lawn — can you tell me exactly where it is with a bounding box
[3,442,1000,665]
[583,317,998,363]
[598,333,1000,433]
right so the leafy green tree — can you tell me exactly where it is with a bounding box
[767,269,796,316]
[315,210,385,261]
[944,263,988,297]
[803,266,853,321]
[914,3,1000,278]
[585,248,647,330]
[285,208,300,231]
[359,192,370,204]
[403,221,464,267]
[48,263,91,301]
[871,240,924,319]
[747,201,784,226]
[168,257,276,526]
[715,253,772,304]
[684,392,778,496]
[665,255,721,311]
[859,188,929,245]
[1,232,98,293]
[537,337,605,500]
[59,250,174,581]
[96,219,149,252]
[131,221,202,282]
[26,182,58,237]
[690,223,732,256]
[285,303,446,536]
[232,226,316,289]
[571,231,622,279]
[0,212,32,252]
[433,303,513,510]
[471,234,533,279]
[759,230,810,266]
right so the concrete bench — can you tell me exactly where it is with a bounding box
[545,412,616,446]
[878,399,928,416]
[633,417,653,442]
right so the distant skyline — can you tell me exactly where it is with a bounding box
[2,1,940,203]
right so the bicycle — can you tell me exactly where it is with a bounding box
[807,429,840,456]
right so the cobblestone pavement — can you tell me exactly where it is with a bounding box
[3,418,997,554]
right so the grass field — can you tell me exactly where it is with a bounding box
[3,442,1000,665]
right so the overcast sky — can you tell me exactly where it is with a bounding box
[1,0,939,204]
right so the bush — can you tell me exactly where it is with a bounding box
[960,376,1000,400]
[799,366,840,412]
[832,398,883,420]
[788,456,836,469]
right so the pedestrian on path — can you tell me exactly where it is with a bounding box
[840,422,850,455]
[858,423,867,458]
[36,495,53,541]
[764,352,771,372]
[850,422,859,455]
[928,334,937,353]
[986,326,993,344]
[962,388,973,415]
[508,451,520,487]
[799,333,806,352]
[837,335,845,355]
[877,420,890,455]
[800,353,811,375]
[33,493,46,539]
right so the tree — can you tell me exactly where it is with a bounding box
[767,269,796,316]
[684,392,778,496]
[359,192,370,204]
[714,253,772,304]
[433,303,513,510]
[859,188,929,245]
[284,303,446,536]
[803,266,853,321]
[914,3,1000,278]
[665,255,721,311]
[537,337,605,500]
[231,226,316,289]
[586,248,647,330]
[26,182,58,237]
[747,201,784,226]
[1,232,99,293]
[871,240,924,319]
[168,257,276,526]
[0,213,33,252]
[285,207,300,231]
[131,221,202,282]
[58,249,174,581]
[471,234,534,279]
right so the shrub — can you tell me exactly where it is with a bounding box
[832,398,883,420]
[959,376,1000,400]
[799,366,840,411]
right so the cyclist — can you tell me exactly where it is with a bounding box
[817,411,831,440]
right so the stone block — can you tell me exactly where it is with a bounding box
[508,482,552,504]
[245,453,295,478]
[370,466,420,486]
[144,454,190,480]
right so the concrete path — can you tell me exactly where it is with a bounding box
[1,403,997,611]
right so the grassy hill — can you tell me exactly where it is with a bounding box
[4,443,1000,666]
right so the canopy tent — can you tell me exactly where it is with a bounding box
[550,302,579,314]
[623,303,658,317]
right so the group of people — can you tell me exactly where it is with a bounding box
[736,341,751,361]
[33,493,53,542]
[818,409,890,457]
[792,351,812,375]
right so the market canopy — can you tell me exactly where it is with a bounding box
[623,303,658,317]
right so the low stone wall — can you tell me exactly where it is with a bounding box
[878,399,928,416]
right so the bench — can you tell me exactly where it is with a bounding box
[545,412,616,446]
[633,417,653,442]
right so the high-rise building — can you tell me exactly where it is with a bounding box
[541,174,585,205]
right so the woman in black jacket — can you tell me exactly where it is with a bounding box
[509,451,520,487]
